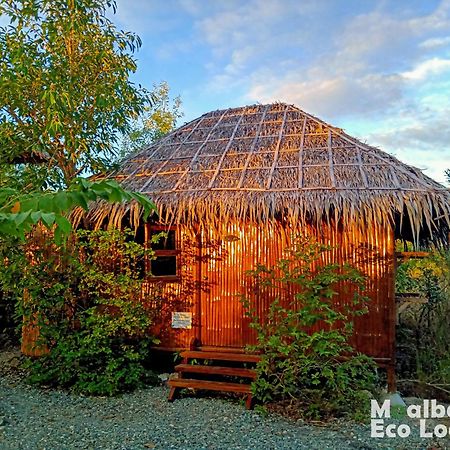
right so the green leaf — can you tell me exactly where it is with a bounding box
[38,195,56,213]
[31,211,42,223]
[54,225,63,246]
[107,186,124,203]
[69,191,89,210]
[54,191,72,211]
[13,211,31,226]
[0,0,150,187]
[55,215,72,234]
[40,212,56,227]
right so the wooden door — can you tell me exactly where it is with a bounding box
[199,225,245,348]
[199,223,287,348]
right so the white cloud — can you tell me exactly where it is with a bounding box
[194,0,323,67]
[197,0,293,52]
[403,58,450,81]
[419,35,450,49]
[177,0,206,16]
[236,1,450,184]
[356,104,450,185]
[369,114,450,152]
[236,1,450,121]
[246,71,406,118]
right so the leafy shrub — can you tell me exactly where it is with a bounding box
[396,250,446,302]
[396,247,450,392]
[0,236,23,347]
[242,236,378,420]
[8,228,161,395]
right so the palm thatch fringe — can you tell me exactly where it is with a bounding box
[72,188,449,242]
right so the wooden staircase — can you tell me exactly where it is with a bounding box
[167,350,261,409]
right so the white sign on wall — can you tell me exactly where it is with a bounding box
[171,312,192,329]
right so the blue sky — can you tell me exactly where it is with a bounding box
[112,0,450,185]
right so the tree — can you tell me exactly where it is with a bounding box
[117,81,183,160]
[0,179,156,242]
[0,0,151,187]
[0,1,161,359]
[0,161,50,191]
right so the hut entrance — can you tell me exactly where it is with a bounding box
[199,228,248,349]
[198,223,287,349]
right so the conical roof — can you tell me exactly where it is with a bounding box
[89,103,450,239]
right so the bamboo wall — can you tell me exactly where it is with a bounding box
[154,220,395,363]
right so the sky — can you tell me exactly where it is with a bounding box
[0,1,448,184]
[110,0,450,185]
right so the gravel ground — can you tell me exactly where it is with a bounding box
[0,351,449,450]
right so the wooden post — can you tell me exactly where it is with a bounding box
[245,394,254,410]
[21,288,49,357]
[167,386,179,402]
[387,365,397,393]
[388,227,397,393]
[194,228,203,347]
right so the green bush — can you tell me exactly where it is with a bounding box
[0,236,24,346]
[3,228,160,395]
[396,247,450,390]
[242,236,378,420]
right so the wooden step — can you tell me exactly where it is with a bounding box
[168,378,252,394]
[180,350,261,363]
[175,364,257,379]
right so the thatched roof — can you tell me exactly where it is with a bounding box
[85,103,450,240]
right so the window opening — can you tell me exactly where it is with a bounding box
[148,225,179,280]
